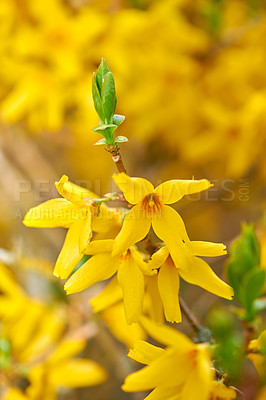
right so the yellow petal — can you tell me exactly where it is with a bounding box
[90,276,123,313]
[130,248,157,276]
[179,257,234,300]
[113,172,154,204]
[145,275,164,324]
[191,241,227,257]
[64,253,119,294]
[112,204,151,257]
[0,263,25,297]
[50,359,107,388]
[210,381,237,400]
[53,219,84,279]
[158,260,181,323]
[140,316,194,350]
[48,339,86,364]
[92,205,122,233]
[100,303,146,349]
[152,205,191,266]
[128,340,165,365]
[180,347,212,400]
[148,246,170,269]
[23,198,81,228]
[118,254,145,324]
[122,348,190,392]
[85,239,114,255]
[56,175,98,205]
[79,211,92,253]
[144,386,181,400]
[155,179,212,204]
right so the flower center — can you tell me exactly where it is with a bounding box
[141,193,162,216]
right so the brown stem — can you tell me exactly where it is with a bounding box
[179,297,202,333]
[107,144,127,173]
[113,152,127,173]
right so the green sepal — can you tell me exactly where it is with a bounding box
[101,71,117,124]
[115,136,128,143]
[113,114,125,126]
[92,72,105,122]
[94,138,108,146]
[96,58,110,92]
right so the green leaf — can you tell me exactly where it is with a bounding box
[92,124,117,132]
[96,58,110,92]
[243,267,265,307]
[92,73,105,122]
[113,114,125,126]
[115,136,128,143]
[94,138,107,146]
[101,71,117,124]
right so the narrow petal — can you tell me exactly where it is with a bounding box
[148,246,170,269]
[130,248,157,276]
[122,348,190,391]
[85,239,114,255]
[92,205,121,233]
[89,276,123,313]
[158,260,181,323]
[48,340,86,364]
[140,316,194,350]
[179,257,234,300]
[128,340,165,365]
[79,210,92,253]
[53,219,85,279]
[64,254,119,294]
[145,386,181,400]
[152,205,191,267]
[180,347,212,400]
[145,275,164,324]
[56,175,99,205]
[118,255,145,324]
[191,241,227,257]
[23,198,81,228]
[113,172,154,204]
[155,179,212,204]
[112,204,151,257]
[50,359,107,388]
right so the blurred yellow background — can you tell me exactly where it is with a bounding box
[1,1,266,399]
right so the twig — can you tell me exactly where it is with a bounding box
[109,145,127,173]
[179,297,202,333]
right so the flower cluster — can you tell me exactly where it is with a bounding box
[0,263,107,400]
[24,172,233,326]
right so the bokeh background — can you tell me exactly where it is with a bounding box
[1,0,266,399]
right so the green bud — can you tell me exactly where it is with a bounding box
[101,71,117,124]
[96,58,110,92]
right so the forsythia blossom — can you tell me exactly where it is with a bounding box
[122,317,237,400]
[23,175,121,278]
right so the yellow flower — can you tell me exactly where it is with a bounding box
[23,175,121,279]
[99,302,146,349]
[26,338,107,400]
[112,172,212,258]
[210,381,237,400]
[122,317,213,400]
[248,330,266,378]
[147,244,233,323]
[0,263,107,399]
[64,239,156,324]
